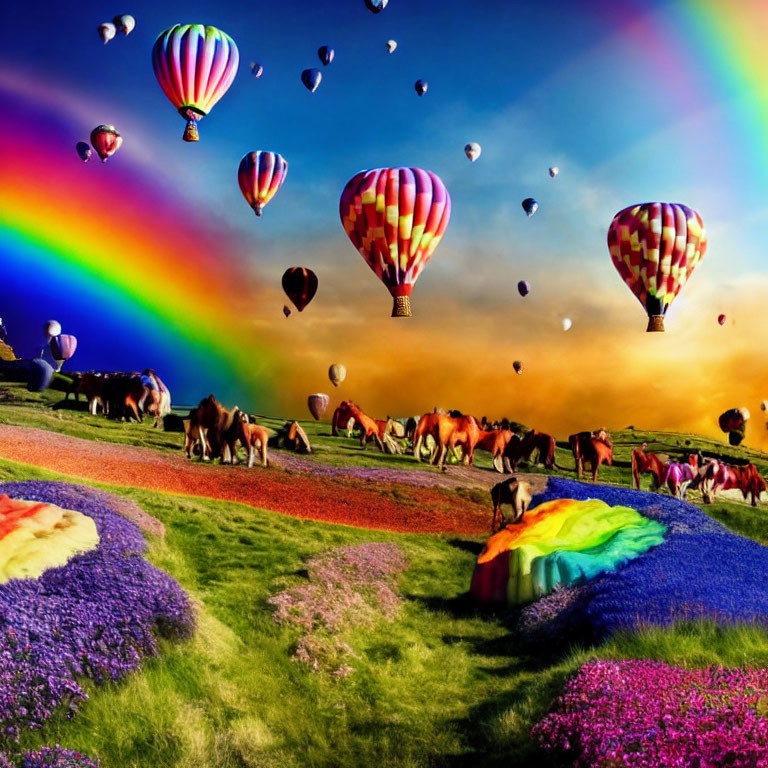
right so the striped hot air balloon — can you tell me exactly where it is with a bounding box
[282,268,318,312]
[339,167,451,317]
[608,203,707,332]
[151,24,239,142]
[237,152,288,216]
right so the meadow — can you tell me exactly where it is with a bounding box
[0,381,767,767]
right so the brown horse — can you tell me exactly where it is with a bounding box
[414,412,481,468]
[195,394,241,462]
[569,430,612,481]
[631,444,668,490]
[332,401,384,451]
[233,412,270,468]
[476,429,515,472]
[183,407,210,459]
[490,478,533,532]
[504,429,555,473]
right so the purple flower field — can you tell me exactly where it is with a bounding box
[0,482,194,744]
[532,659,768,767]
[518,478,768,644]
[0,745,99,767]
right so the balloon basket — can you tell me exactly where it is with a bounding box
[253,204,263,217]
[646,315,665,332]
[183,121,200,142]
[392,295,412,317]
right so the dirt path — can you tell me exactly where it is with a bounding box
[0,425,547,534]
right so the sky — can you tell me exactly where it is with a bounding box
[3,0,768,446]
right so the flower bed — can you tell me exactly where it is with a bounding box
[1,745,99,767]
[532,659,768,768]
[0,482,194,744]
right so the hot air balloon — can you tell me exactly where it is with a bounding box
[415,79,428,96]
[718,313,726,326]
[513,361,523,375]
[365,0,388,12]
[90,125,122,163]
[282,268,318,312]
[517,280,530,297]
[761,400,768,412]
[49,334,77,371]
[340,167,452,317]
[522,198,538,217]
[98,22,116,44]
[562,317,572,331]
[43,320,62,340]
[76,141,92,162]
[719,408,749,446]
[318,46,334,66]
[549,166,559,178]
[386,39,397,53]
[328,364,346,387]
[283,305,291,318]
[238,152,288,216]
[113,14,135,35]
[250,61,263,78]
[308,393,330,421]
[27,359,54,393]
[152,24,239,142]
[464,142,481,162]
[608,203,707,332]
[301,68,322,93]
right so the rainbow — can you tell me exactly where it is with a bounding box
[0,76,275,409]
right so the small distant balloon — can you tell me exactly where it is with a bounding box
[513,361,523,375]
[328,364,346,387]
[365,0,388,12]
[113,14,135,35]
[301,68,322,93]
[90,125,122,162]
[27,359,54,393]
[522,198,538,217]
[76,141,92,162]
[308,393,330,421]
[250,62,264,78]
[464,142,481,162]
[283,305,291,318]
[238,151,288,216]
[718,313,726,326]
[318,46,334,66]
[517,280,530,297]
[549,166,559,178]
[282,267,318,312]
[386,39,397,53]
[414,79,428,96]
[562,317,572,331]
[761,400,768,412]
[98,22,116,44]
[43,320,62,340]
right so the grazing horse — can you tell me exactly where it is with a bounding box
[504,429,555,473]
[412,412,445,463]
[270,421,312,453]
[476,429,516,472]
[490,478,533,532]
[333,401,384,451]
[700,460,765,506]
[331,401,357,437]
[631,444,668,490]
[664,460,698,500]
[414,412,481,468]
[195,394,240,462]
[76,372,107,415]
[569,430,612,481]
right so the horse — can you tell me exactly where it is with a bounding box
[331,401,357,437]
[183,407,211,459]
[76,372,107,415]
[568,430,612,481]
[664,459,698,500]
[102,373,145,422]
[195,394,241,462]
[700,460,765,506]
[631,444,668,490]
[504,429,555,473]
[413,412,481,468]
[270,421,312,453]
[332,401,384,451]
[233,412,270,468]
[138,369,172,428]
[476,429,516,472]
[490,478,532,532]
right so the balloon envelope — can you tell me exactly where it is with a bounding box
[43,320,61,339]
[328,364,346,387]
[282,267,318,312]
[608,203,707,332]
[238,151,288,216]
[513,361,523,375]
[113,14,135,35]
[562,317,572,331]
[522,198,538,217]
[308,393,330,421]
[340,167,451,317]
[27,359,54,393]
[549,166,559,178]
[250,61,263,78]
[517,280,530,297]
[98,23,116,44]
[301,68,322,92]
[90,125,122,162]
[718,313,726,326]
[414,79,428,96]
[152,24,239,142]
[318,46,334,65]
[76,142,92,162]
[283,305,291,318]
[761,400,768,412]
[365,0,388,12]
[464,142,481,162]
[386,39,397,53]
[50,334,77,362]
[719,408,749,435]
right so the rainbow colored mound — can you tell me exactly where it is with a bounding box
[0,494,99,583]
[471,498,666,605]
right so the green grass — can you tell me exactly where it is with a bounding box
[3,382,768,766]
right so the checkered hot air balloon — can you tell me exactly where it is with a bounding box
[608,203,707,332]
[238,152,288,216]
[339,167,451,317]
[151,24,239,142]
